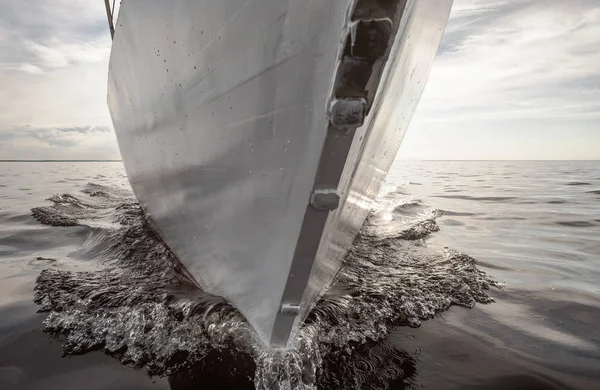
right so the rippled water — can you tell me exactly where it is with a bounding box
[1,161,599,390]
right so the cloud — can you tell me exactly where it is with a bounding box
[23,39,110,70]
[6,63,45,74]
[53,126,111,134]
[0,1,110,73]
[399,0,600,160]
[1,125,112,147]
[0,125,120,160]
[428,0,600,122]
[0,0,116,159]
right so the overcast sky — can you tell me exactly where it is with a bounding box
[0,0,598,160]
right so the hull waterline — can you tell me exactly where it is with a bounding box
[107,0,453,347]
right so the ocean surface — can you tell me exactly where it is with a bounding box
[0,160,599,390]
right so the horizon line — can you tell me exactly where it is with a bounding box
[1,159,599,162]
[395,159,600,162]
[0,160,123,162]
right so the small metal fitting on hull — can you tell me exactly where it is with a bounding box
[329,98,368,128]
[280,303,301,316]
[310,189,341,211]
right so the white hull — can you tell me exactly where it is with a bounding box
[107,0,452,347]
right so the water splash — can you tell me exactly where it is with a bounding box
[32,183,499,389]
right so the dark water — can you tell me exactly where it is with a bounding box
[1,161,599,389]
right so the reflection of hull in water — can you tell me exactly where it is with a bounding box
[107,0,452,347]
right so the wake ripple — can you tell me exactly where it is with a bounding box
[31,183,499,389]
